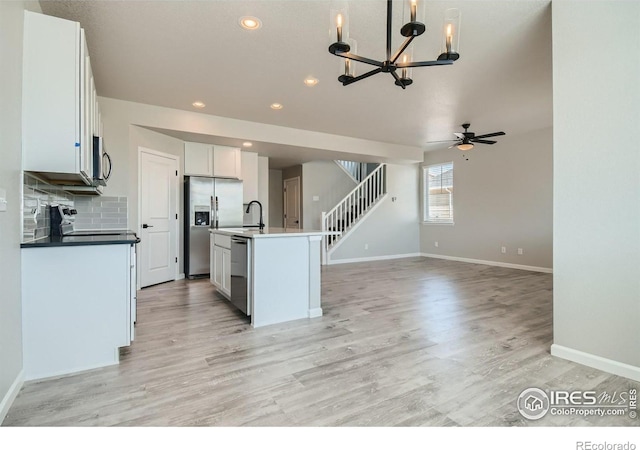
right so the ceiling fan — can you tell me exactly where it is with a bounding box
[430,123,506,151]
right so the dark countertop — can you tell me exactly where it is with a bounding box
[21,231,140,248]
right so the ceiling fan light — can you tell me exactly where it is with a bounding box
[457,143,474,151]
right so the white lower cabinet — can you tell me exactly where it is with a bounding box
[222,248,231,295]
[129,244,137,342]
[210,232,231,298]
[21,243,136,381]
[210,234,216,285]
[214,245,224,288]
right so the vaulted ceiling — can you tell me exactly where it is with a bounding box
[40,0,552,161]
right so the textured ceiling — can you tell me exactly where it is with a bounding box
[40,0,552,163]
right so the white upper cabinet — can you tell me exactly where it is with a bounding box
[184,142,242,179]
[213,145,241,179]
[81,30,93,178]
[184,142,214,176]
[241,151,259,203]
[22,11,97,183]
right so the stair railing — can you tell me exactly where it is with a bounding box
[322,163,387,262]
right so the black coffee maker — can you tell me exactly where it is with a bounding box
[50,204,77,237]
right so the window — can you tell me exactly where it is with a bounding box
[424,162,454,224]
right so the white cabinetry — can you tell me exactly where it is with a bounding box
[241,152,259,203]
[22,11,100,183]
[213,146,241,179]
[184,142,214,177]
[184,143,241,179]
[214,233,218,286]
[210,232,231,298]
[222,247,231,294]
[21,243,136,380]
[129,244,137,342]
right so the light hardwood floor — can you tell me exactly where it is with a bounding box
[4,257,639,426]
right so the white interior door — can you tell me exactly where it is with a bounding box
[139,148,178,288]
[283,177,301,229]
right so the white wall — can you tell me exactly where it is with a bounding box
[99,97,423,232]
[330,164,421,262]
[0,0,41,422]
[302,161,356,230]
[257,156,269,228]
[552,1,640,378]
[420,127,553,269]
[269,169,283,228]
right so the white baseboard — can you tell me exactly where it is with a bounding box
[551,344,640,382]
[0,369,24,425]
[329,252,423,265]
[308,307,323,318]
[420,253,553,273]
[175,273,185,281]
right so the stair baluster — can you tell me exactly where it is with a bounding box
[321,163,388,264]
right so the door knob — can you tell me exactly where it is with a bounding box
[142,224,153,229]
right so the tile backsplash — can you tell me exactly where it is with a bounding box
[23,173,128,242]
[73,196,128,230]
[23,173,73,242]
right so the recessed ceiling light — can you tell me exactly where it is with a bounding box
[270,103,283,110]
[304,77,319,87]
[192,101,206,108]
[242,142,253,147]
[239,16,261,30]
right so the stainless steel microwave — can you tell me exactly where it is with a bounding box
[93,135,112,186]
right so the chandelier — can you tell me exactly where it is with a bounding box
[328,0,461,89]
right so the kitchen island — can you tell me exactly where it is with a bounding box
[210,228,337,328]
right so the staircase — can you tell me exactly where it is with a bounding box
[322,163,387,264]
[335,160,376,183]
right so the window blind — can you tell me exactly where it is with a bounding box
[425,162,453,223]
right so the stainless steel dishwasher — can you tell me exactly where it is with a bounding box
[230,236,250,315]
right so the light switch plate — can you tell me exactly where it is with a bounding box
[312,196,319,202]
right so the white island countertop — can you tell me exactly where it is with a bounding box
[210,228,339,239]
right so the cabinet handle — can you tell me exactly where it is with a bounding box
[142,224,153,229]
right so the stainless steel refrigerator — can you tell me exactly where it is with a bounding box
[184,176,243,278]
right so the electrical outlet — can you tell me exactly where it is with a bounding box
[517,248,523,255]
[364,244,369,250]
[501,246,507,254]
[434,241,439,248]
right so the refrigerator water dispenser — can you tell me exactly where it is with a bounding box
[194,206,210,226]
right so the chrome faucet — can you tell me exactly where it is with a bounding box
[245,200,265,230]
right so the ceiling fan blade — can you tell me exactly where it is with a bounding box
[427,139,459,144]
[448,143,459,149]
[453,132,465,139]
[473,131,505,139]
[472,139,497,144]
